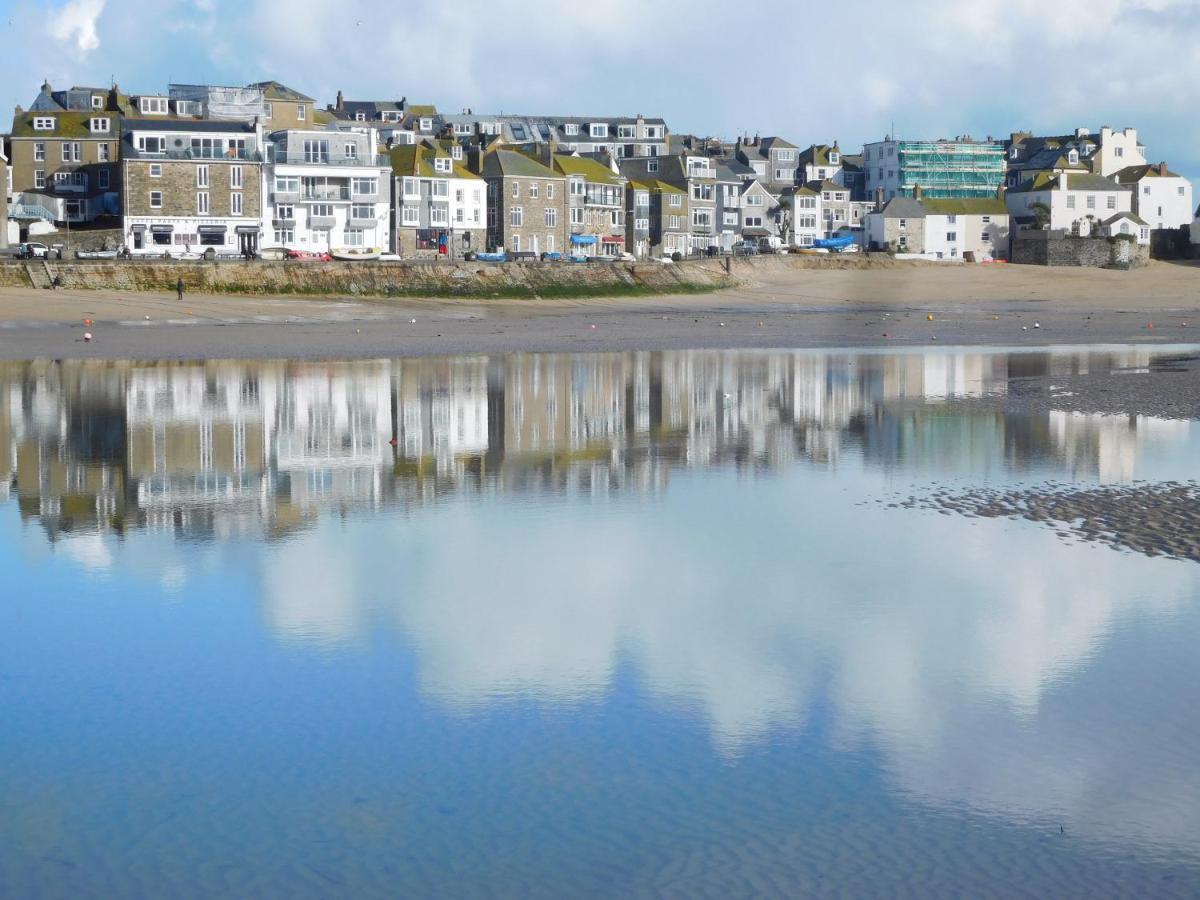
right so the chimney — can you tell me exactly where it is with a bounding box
[874,186,884,212]
[336,90,344,112]
[1158,161,1168,175]
[1060,172,1068,190]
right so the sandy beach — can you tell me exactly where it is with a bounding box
[1,258,1199,360]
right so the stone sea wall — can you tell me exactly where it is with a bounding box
[1011,231,1150,269]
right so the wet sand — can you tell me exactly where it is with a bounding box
[892,482,1200,564]
[1,259,1199,360]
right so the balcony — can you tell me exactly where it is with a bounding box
[309,215,336,227]
[272,153,390,168]
[348,217,377,228]
[272,216,295,227]
[300,187,351,201]
[130,148,263,162]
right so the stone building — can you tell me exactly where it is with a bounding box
[390,139,485,258]
[478,148,566,256]
[122,119,264,256]
[8,81,123,225]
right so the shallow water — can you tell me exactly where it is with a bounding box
[2,346,1199,899]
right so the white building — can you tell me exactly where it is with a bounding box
[1112,163,1193,230]
[1091,126,1146,177]
[921,198,1010,260]
[1005,172,1132,237]
[1099,212,1151,245]
[263,126,391,253]
[390,139,486,257]
[783,184,821,247]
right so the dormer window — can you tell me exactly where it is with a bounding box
[91,95,103,110]
[617,124,635,139]
[1009,146,1019,159]
[139,97,168,115]
[829,151,839,164]
[89,117,110,134]
[1068,150,1079,164]
[33,117,54,131]
[355,112,366,121]
[433,157,452,173]
[451,145,463,160]
[564,123,579,136]
[589,123,607,138]
[419,117,432,131]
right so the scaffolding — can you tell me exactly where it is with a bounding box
[896,141,1005,199]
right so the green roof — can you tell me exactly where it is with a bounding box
[390,141,479,179]
[480,148,560,179]
[249,81,314,102]
[552,153,623,185]
[10,110,121,138]
[1113,163,1180,181]
[407,104,438,117]
[922,198,1009,215]
[799,143,841,167]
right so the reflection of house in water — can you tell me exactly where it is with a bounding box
[0,349,1192,543]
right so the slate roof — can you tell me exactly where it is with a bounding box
[798,143,841,167]
[1008,172,1127,193]
[480,148,562,179]
[1112,164,1181,181]
[875,197,928,218]
[1101,211,1149,227]
[553,153,623,185]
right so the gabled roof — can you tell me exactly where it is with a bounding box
[1112,164,1181,181]
[1101,211,1149,227]
[627,179,685,195]
[808,179,847,193]
[552,153,623,185]
[248,81,314,102]
[390,140,479,179]
[1008,172,1126,193]
[759,136,797,152]
[798,143,842,167]
[10,110,119,138]
[922,198,1008,215]
[480,148,561,179]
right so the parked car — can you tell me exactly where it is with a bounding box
[836,243,861,254]
[757,236,787,254]
[733,240,759,256]
[17,242,50,259]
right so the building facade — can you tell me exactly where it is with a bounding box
[1112,163,1193,230]
[264,126,391,253]
[479,148,567,256]
[1005,172,1133,237]
[390,140,485,257]
[122,119,264,256]
[920,198,1010,260]
[553,153,627,257]
[864,137,1006,201]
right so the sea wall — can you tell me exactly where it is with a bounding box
[0,256,746,298]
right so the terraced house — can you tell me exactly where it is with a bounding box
[390,140,485,257]
[8,81,122,225]
[623,179,688,257]
[122,118,264,256]
[551,153,627,257]
[264,125,391,254]
[478,149,566,256]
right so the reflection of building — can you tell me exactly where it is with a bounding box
[0,349,1190,544]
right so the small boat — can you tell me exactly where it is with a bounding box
[286,249,333,262]
[331,247,381,262]
[74,248,119,260]
[259,246,288,261]
[474,251,507,263]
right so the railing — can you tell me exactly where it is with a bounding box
[13,203,56,221]
[272,153,389,167]
[129,148,263,162]
[300,187,351,201]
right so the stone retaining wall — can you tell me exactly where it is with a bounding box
[1011,231,1150,269]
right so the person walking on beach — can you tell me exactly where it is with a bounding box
[176,278,184,302]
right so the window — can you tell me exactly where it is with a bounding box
[510,207,523,226]
[980,231,990,241]
[545,207,557,227]
[401,206,419,225]
[297,104,307,121]
[276,204,294,219]
[91,94,103,109]
[230,192,243,215]
[137,135,165,154]
[98,170,109,190]
[344,228,364,246]
[570,207,584,225]
[946,232,957,242]
[691,183,713,201]
[590,123,607,138]
[723,212,738,225]
[1179,186,1186,196]
[191,137,222,158]
[303,139,329,163]
[565,123,579,135]
[350,204,373,220]
[310,204,333,218]
[34,170,45,189]
[150,191,163,208]
[402,177,419,197]
[451,145,463,160]
[89,117,110,133]
[647,159,659,173]
[98,143,110,162]
[946,214,957,224]
[1086,195,1095,209]
[511,235,521,252]
[635,218,649,231]
[981,216,991,224]
[1114,147,1124,158]
[456,208,465,224]
[197,192,210,215]
[529,182,539,199]
[635,191,649,206]
[746,194,763,207]
[1143,185,1151,195]
[669,194,682,207]
[33,141,46,161]
[275,175,299,193]
[61,142,82,162]
[546,183,555,199]
[434,157,451,173]
[33,117,55,130]
[419,117,432,131]
[1107,196,1117,210]
[611,210,622,226]
[197,165,210,188]
[344,143,357,160]
[668,215,683,229]
[431,180,448,197]
[139,97,168,115]
[352,177,377,195]
[264,102,274,118]
[511,181,520,199]
[1066,195,1076,209]
[274,228,295,244]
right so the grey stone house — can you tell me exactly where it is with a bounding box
[477,148,567,256]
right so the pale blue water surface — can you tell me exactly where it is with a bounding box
[2,346,1199,898]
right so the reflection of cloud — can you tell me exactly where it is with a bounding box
[58,532,112,572]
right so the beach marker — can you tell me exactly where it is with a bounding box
[1034,322,1041,329]
[927,314,934,321]
[144,315,151,320]
[993,315,999,320]
[83,318,93,326]
[83,332,92,342]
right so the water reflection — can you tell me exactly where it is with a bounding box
[1,347,1193,544]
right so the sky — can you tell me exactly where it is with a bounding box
[3,0,1200,182]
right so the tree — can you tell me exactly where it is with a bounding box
[1030,202,1051,230]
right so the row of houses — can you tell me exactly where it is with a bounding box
[2,78,1194,259]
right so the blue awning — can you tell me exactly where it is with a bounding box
[570,234,598,245]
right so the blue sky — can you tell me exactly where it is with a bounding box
[4,0,1200,183]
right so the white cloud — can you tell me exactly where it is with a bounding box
[49,0,105,52]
